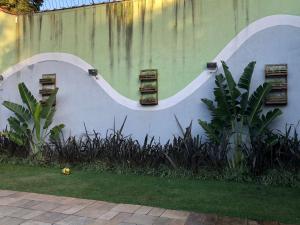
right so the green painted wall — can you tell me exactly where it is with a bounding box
[1,0,300,100]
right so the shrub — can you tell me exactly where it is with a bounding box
[2,83,64,157]
[199,61,282,168]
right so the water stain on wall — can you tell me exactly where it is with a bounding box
[233,0,239,34]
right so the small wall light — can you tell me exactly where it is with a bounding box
[207,62,218,73]
[88,69,98,76]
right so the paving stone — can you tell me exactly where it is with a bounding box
[124,214,158,225]
[75,207,109,219]
[134,206,153,215]
[0,205,20,217]
[216,216,247,225]
[148,208,166,217]
[168,219,186,225]
[51,203,91,214]
[0,190,16,197]
[88,219,108,225]
[7,192,29,199]
[0,216,25,225]
[31,201,62,211]
[153,217,171,225]
[9,199,42,208]
[161,210,189,220]
[0,197,20,205]
[21,221,52,225]
[9,208,44,220]
[185,213,218,225]
[118,223,136,225]
[32,211,68,223]
[112,204,141,213]
[109,212,133,224]
[98,211,120,220]
[61,198,95,207]
[25,193,65,203]
[55,215,96,225]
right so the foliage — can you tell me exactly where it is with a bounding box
[199,61,282,168]
[0,131,29,157]
[0,0,43,14]
[2,82,64,157]
[246,124,300,175]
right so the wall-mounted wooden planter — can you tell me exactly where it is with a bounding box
[39,74,56,107]
[265,64,288,106]
[139,69,158,106]
[39,77,56,85]
[39,89,56,96]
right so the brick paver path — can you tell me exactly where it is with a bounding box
[0,190,290,225]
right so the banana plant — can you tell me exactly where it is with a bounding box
[3,82,64,157]
[199,61,282,167]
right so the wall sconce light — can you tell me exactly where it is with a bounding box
[207,62,218,73]
[88,69,98,76]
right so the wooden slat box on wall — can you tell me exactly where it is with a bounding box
[265,64,288,106]
[39,74,57,106]
[139,69,158,106]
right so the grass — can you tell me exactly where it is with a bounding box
[0,163,299,224]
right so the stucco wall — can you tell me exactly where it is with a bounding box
[1,25,300,142]
[0,0,300,100]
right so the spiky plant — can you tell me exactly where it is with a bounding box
[3,82,64,157]
[199,61,282,167]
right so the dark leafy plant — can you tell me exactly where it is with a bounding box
[3,83,64,157]
[199,61,282,167]
[246,124,300,175]
[0,0,43,13]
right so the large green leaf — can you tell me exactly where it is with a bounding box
[18,83,38,115]
[49,124,65,142]
[247,83,272,124]
[41,88,58,119]
[238,61,256,91]
[2,101,31,122]
[43,108,55,130]
[222,61,241,102]
[257,108,282,135]
[8,131,25,146]
[214,74,232,121]
[238,62,256,113]
[7,117,28,136]
[33,103,42,141]
[201,98,215,112]
[198,120,219,143]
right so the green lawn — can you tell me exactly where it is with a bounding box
[0,164,299,224]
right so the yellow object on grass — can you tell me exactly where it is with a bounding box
[62,168,71,175]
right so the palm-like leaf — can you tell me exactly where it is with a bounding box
[222,61,241,101]
[238,61,256,113]
[3,101,31,122]
[238,61,256,91]
[247,83,272,124]
[214,74,232,121]
[8,131,25,146]
[198,120,219,143]
[7,117,28,136]
[33,103,42,142]
[257,109,282,135]
[41,88,58,119]
[50,124,65,141]
[43,108,55,130]
[201,98,215,112]
[3,83,64,156]
[18,82,38,114]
